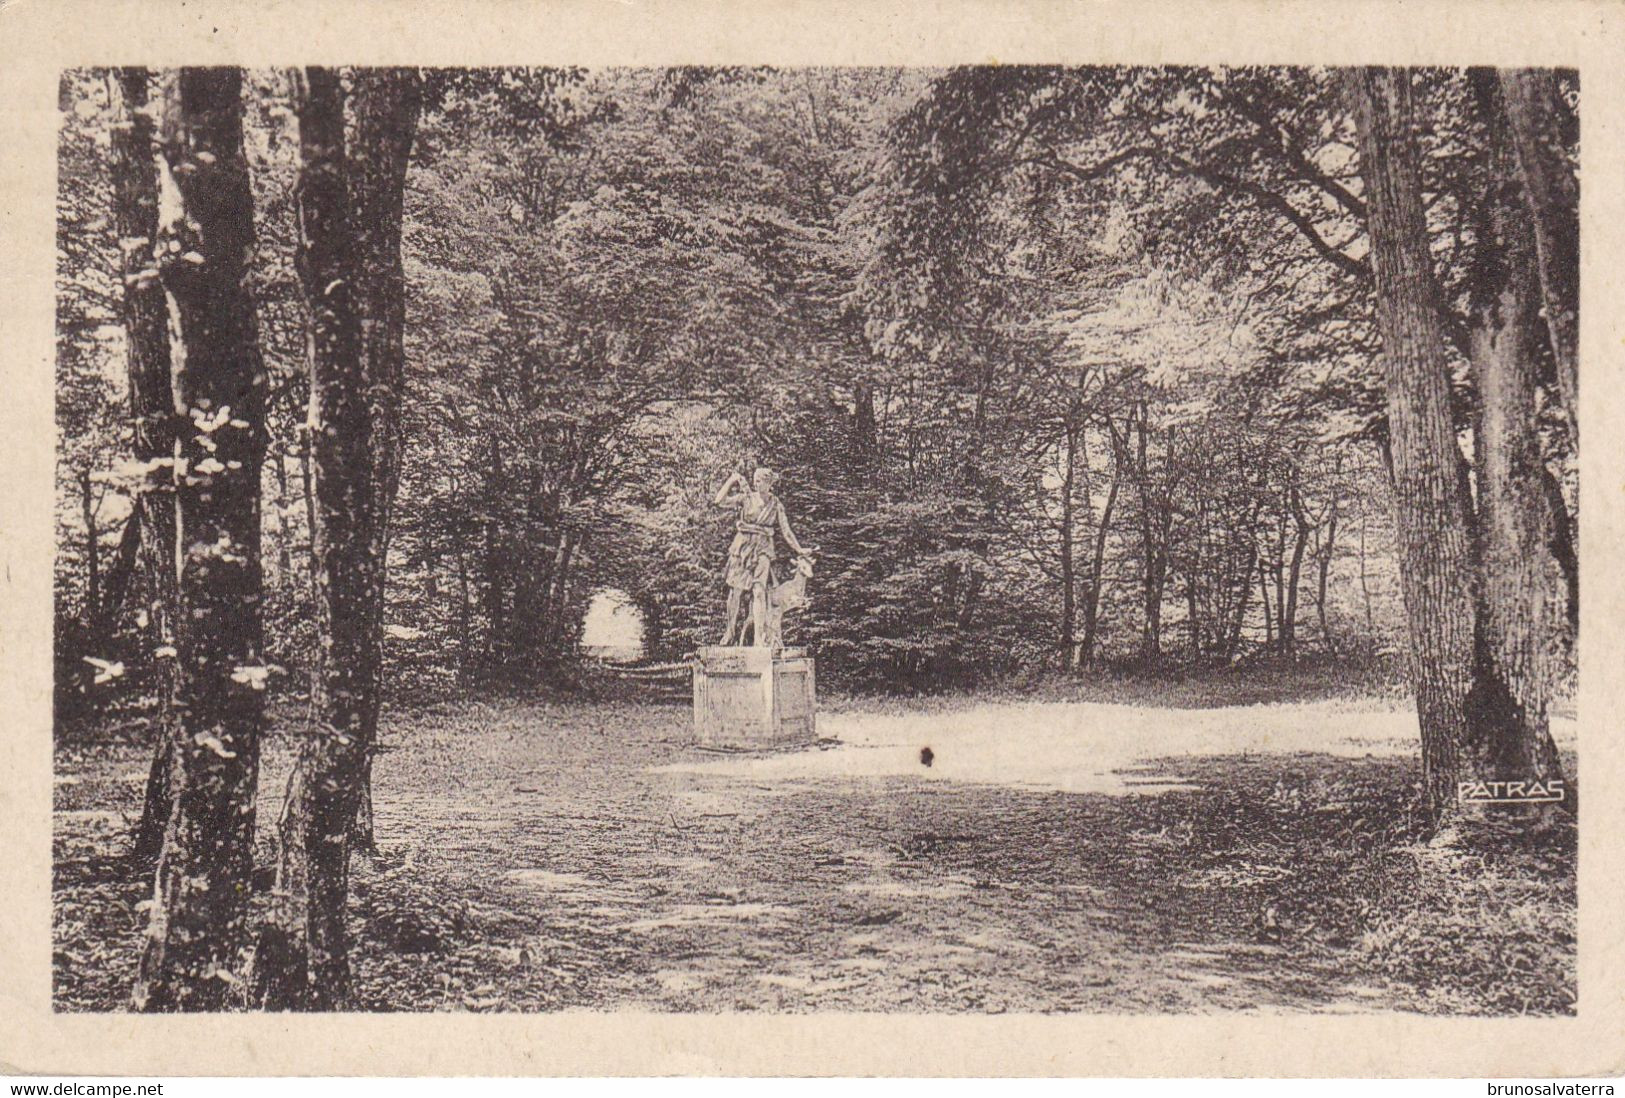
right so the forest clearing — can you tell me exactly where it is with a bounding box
[54,668,1577,1015]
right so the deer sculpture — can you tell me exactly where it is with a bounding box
[761,552,814,649]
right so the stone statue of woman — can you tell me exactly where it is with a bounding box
[714,466,807,646]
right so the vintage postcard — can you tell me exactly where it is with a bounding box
[2,0,1623,1079]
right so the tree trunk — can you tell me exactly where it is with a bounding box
[253,66,416,1010]
[348,68,421,843]
[132,67,268,1012]
[96,500,143,632]
[1358,510,1375,655]
[1079,443,1118,667]
[1315,492,1339,657]
[79,469,101,633]
[1058,423,1078,671]
[1131,411,1164,664]
[1351,66,1565,828]
[299,428,320,607]
[1463,69,1566,794]
[1224,537,1257,663]
[114,67,182,867]
[1282,479,1311,661]
[1496,68,1578,446]
[1258,558,1273,652]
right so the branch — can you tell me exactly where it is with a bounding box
[1037,145,1368,281]
[1214,87,1369,220]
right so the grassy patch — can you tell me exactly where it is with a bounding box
[1109,752,1577,1015]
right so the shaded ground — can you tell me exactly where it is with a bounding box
[53,682,1577,1014]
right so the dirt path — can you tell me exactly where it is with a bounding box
[53,692,1576,1013]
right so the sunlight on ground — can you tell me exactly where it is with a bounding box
[658,698,1579,797]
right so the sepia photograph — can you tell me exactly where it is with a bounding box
[44,57,1582,1019]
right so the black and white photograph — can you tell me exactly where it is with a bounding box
[40,55,1587,1020]
[6,0,1622,1078]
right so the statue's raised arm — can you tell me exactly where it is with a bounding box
[712,470,747,507]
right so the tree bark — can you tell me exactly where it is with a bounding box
[1079,441,1118,667]
[1351,66,1565,828]
[1497,68,1578,446]
[1315,491,1339,657]
[112,66,183,867]
[1282,478,1311,660]
[342,66,423,854]
[1058,423,1078,671]
[1129,411,1165,664]
[1464,69,1566,793]
[79,469,101,633]
[132,67,268,1011]
[250,67,374,1012]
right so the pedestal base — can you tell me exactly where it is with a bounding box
[693,646,816,751]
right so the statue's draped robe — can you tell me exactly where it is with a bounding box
[725,491,780,592]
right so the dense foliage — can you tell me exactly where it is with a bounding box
[62,65,1544,709]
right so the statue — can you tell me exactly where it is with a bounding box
[713,466,810,648]
[693,466,818,750]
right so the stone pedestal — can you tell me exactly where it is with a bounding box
[693,646,816,750]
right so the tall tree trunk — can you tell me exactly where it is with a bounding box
[1224,536,1257,663]
[132,67,268,1011]
[1351,67,1563,828]
[252,67,373,1012]
[79,469,100,635]
[115,68,183,866]
[273,443,293,581]
[1130,411,1164,664]
[1496,68,1578,446]
[350,71,422,843]
[1358,509,1377,655]
[1186,578,1200,662]
[1282,479,1310,661]
[1464,69,1566,793]
[1350,66,1480,824]
[1258,559,1273,652]
[1315,493,1340,657]
[1079,443,1118,667]
[299,428,319,607]
[253,65,423,1008]
[1058,423,1078,671]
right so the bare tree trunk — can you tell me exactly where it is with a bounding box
[1497,68,1578,446]
[348,68,421,846]
[1080,440,1118,666]
[1359,509,1375,655]
[255,68,372,1010]
[1224,537,1257,663]
[253,66,422,1010]
[1282,478,1311,661]
[79,469,100,636]
[1315,491,1340,657]
[1130,411,1164,664]
[1258,558,1273,653]
[1464,68,1566,792]
[1351,66,1565,829]
[1350,67,1481,824]
[299,428,319,606]
[1058,423,1078,671]
[132,66,267,1011]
